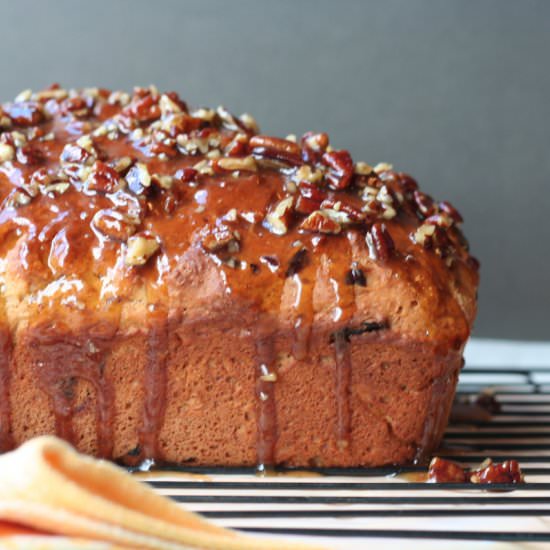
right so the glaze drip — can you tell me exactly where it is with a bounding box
[254,326,278,469]
[290,267,315,361]
[0,331,13,452]
[139,307,169,460]
[32,329,115,457]
[0,85,478,465]
[329,237,357,450]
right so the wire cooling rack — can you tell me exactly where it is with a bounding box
[142,342,550,549]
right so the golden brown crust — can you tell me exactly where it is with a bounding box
[0,85,479,466]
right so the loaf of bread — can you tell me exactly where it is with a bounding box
[0,85,478,468]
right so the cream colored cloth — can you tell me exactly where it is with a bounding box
[0,437,323,549]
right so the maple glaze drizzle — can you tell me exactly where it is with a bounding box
[0,330,13,452]
[329,237,358,450]
[139,316,169,460]
[139,273,170,460]
[254,325,278,470]
[414,373,448,464]
[33,329,115,457]
[290,266,315,361]
[0,86,478,467]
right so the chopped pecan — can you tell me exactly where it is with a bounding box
[374,162,393,173]
[366,222,395,261]
[424,213,454,229]
[34,87,69,102]
[41,182,70,196]
[294,164,324,185]
[396,172,419,193]
[295,195,322,215]
[14,90,32,102]
[320,198,365,222]
[5,189,33,207]
[216,155,257,172]
[123,94,160,122]
[239,113,259,133]
[151,174,174,190]
[126,163,152,195]
[159,93,184,116]
[300,210,341,234]
[354,161,374,176]
[87,161,123,193]
[60,143,92,165]
[193,159,214,175]
[264,196,295,235]
[60,96,93,118]
[250,135,302,165]
[16,144,45,166]
[110,156,134,174]
[216,105,243,131]
[177,130,220,156]
[322,150,353,190]
[301,131,329,163]
[92,209,138,242]
[224,133,249,156]
[0,143,15,163]
[201,225,240,253]
[3,101,44,126]
[470,459,524,484]
[411,223,436,247]
[30,167,54,186]
[175,167,198,184]
[413,190,436,218]
[125,232,160,266]
[428,457,468,483]
[190,108,216,123]
[298,180,327,202]
[150,141,177,158]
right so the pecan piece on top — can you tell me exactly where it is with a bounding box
[201,225,240,253]
[366,222,395,261]
[413,189,436,218]
[87,161,123,193]
[92,209,138,242]
[3,101,45,126]
[300,210,342,234]
[301,131,329,163]
[322,150,354,190]
[250,135,302,165]
[264,196,295,235]
[216,156,257,172]
[125,232,160,266]
[16,144,45,166]
[125,162,152,195]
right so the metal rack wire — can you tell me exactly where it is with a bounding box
[143,363,550,547]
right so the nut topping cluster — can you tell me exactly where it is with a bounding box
[0,84,477,273]
[428,457,525,485]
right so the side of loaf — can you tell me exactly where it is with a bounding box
[0,85,479,467]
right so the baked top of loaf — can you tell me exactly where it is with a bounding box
[0,85,479,346]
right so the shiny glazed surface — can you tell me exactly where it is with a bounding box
[0,85,479,465]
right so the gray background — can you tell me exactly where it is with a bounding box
[1,0,548,341]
